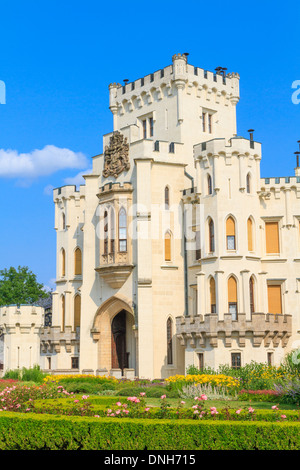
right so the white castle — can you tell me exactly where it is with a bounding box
[1,53,300,378]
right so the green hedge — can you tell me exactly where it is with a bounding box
[0,412,300,450]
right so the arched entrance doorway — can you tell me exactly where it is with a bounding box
[92,295,137,376]
[111,310,129,371]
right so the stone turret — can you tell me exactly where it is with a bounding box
[0,305,44,373]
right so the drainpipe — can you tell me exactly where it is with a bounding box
[183,169,195,316]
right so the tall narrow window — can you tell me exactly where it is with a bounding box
[61,249,66,277]
[104,210,109,255]
[265,222,280,254]
[267,284,282,314]
[208,218,215,253]
[249,276,255,314]
[149,117,154,137]
[61,295,65,332]
[198,353,204,371]
[195,230,201,260]
[246,173,251,193]
[208,114,212,133]
[74,248,82,276]
[226,216,236,250]
[62,212,66,230]
[231,353,241,369]
[210,277,216,313]
[167,318,173,365]
[202,112,206,132]
[165,186,170,210]
[110,209,115,254]
[118,208,127,252]
[165,232,171,261]
[142,120,147,139]
[207,174,212,195]
[247,217,253,252]
[74,294,81,330]
[228,276,238,320]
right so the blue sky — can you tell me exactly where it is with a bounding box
[0,0,299,290]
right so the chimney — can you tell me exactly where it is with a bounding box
[248,129,255,149]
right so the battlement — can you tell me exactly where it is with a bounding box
[53,184,85,201]
[98,181,133,195]
[176,312,292,349]
[261,175,300,187]
[109,53,240,114]
[194,136,262,160]
[0,305,44,329]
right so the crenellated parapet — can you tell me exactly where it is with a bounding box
[108,53,241,120]
[40,326,78,354]
[0,305,44,333]
[176,313,292,349]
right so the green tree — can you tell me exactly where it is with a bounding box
[0,266,48,307]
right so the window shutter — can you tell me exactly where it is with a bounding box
[226,217,235,236]
[74,248,82,275]
[247,218,253,251]
[74,295,81,329]
[267,285,282,314]
[265,222,279,253]
[210,277,216,305]
[165,233,171,261]
[228,276,237,302]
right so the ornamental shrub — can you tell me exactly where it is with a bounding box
[0,413,300,450]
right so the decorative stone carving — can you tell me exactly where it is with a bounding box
[103,131,130,178]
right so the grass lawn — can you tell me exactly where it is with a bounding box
[143,397,298,411]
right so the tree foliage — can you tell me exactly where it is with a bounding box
[0,266,48,307]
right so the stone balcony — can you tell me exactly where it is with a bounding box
[95,252,134,289]
[40,326,79,353]
[176,313,292,349]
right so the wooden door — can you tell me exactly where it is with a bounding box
[111,311,128,371]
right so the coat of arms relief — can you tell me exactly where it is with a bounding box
[102,131,130,178]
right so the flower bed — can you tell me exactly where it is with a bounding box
[165,374,240,394]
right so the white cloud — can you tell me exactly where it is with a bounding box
[43,184,55,196]
[0,145,89,180]
[64,168,93,187]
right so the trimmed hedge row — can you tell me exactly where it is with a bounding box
[0,412,300,450]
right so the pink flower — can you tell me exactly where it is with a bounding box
[116,402,122,407]
[193,410,199,414]
[140,392,146,396]
[74,400,79,403]
[145,407,150,412]
[161,395,166,399]
[192,405,198,409]
[82,395,89,400]
[116,410,121,415]
[272,405,279,410]
[248,407,255,413]
[181,401,185,405]
[200,394,208,401]
[281,415,287,419]
[236,409,242,414]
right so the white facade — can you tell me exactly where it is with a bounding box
[2,54,299,378]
